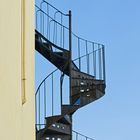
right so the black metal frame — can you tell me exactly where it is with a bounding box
[35,1,106,140]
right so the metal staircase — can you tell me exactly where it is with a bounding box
[35,1,106,140]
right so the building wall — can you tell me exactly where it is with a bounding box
[0,0,35,140]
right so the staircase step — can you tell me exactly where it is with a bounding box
[45,117,71,135]
[43,134,70,140]
[71,94,80,105]
[46,115,72,129]
[71,89,96,106]
[80,88,105,107]
[36,127,71,140]
[47,122,71,135]
[36,31,82,77]
[72,84,96,95]
[71,73,104,87]
[36,30,67,52]
[47,135,70,140]
[59,115,72,125]
[97,83,106,91]
[62,105,80,115]
[71,69,94,79]
[72,82,105,96]
[46,115,62,128]
[45,135,70,140]
[96,88,105,99]
[53,51,69,59]
[71,78,95,89]
[71,85,105,106]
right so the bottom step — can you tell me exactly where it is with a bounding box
[36,128,71,140]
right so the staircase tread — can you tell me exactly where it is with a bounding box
[71,69,95,79]
[36,30,69,52]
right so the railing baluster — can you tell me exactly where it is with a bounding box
[52,73,54,116]
[49,20,54,44]
[60,72,63,106]
[78,38,81,70]
[94,50,96,78]
[53,21,56,44]
[88,53,90,74]
[43,13,44,35]
[39,88,41,130]
[53,12,58,47]
[35,10,38,30]
[86,40,89,74]
[40,10,41,33]
[44,81,46,118]
[102,45,106,81]
[35,95,37,129]
[92,43,95,76]
[47,3,49,38]
[56,22,58,45]
[60,13,63,47]
[76,132,78,140]
[40,3,44,35]
[98,45,102,79]
[63,26,65,49]
[100,47,103,79]
[48,19,50,40]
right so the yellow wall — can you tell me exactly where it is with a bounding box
[0,0,35,140]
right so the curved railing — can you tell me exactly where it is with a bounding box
[72,130,95,140]
[35,1,106,81]
[35,68,59,130]
[35,46,105,128]
[35,0,106,139]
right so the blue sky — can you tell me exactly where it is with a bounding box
[35,0,140,139]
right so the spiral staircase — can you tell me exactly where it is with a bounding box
[35,1,106,140]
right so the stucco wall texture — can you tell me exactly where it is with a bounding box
[0,0,35,140]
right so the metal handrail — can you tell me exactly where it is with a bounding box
[73,130,95,140]
[35,68,58,95]
[40,0,68,16]
[35,4,104,46]
[35,5,68,28]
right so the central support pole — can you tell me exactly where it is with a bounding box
[69,10,72,104]
[69,10,72,140]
